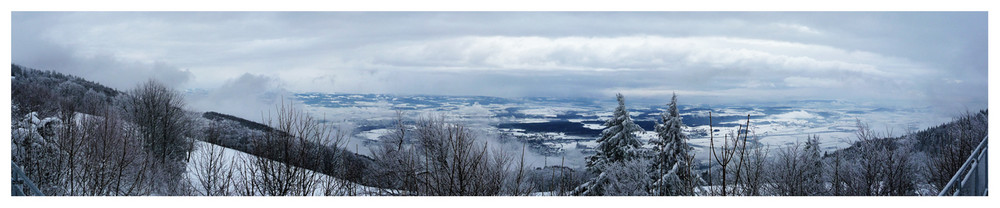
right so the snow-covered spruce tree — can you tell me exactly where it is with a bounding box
[589,93,645,170]
[649,93,696,196]
[801,135,824,196]
[574,93,644,196]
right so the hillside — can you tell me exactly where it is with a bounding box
[826,110,987,160]
[186,140,394,195]
[822,110,987,195]
[11,64,120,118]
[11,64,385,195]
[199,111,380,188]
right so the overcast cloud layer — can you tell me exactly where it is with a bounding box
[11,12,987,118]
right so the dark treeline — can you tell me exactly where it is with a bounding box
[200,111,377,188]
[12,64,120,118]
[203,111,275,133]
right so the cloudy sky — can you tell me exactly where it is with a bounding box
[11,12,987,117]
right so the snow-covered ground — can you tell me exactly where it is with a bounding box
[185,141,398,196]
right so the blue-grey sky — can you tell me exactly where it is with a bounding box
[11,12,987,116]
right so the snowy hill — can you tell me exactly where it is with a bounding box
[186,141,398,196]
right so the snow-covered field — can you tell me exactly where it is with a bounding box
[292,93,955,169]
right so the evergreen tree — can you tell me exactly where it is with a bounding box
[650,93,695,196]
[801,135,824,195]
[587,93,644,171]
[575,93,644,196]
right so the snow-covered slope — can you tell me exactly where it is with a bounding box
[185,141,397,196]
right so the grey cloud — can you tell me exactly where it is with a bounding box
[338,35,937,104]
[187,73,289,122]
[12,12,195,90]
[11,12,986,117]
[354,36,915,79]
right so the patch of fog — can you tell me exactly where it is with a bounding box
[519,108,559,117]
[186,73,289,124]
[582,123,604,130]
[771,110,822,120]
[746,110,823,126]
[518,118,551,123]
[358,128,391,141]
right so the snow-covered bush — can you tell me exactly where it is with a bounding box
[604,158,652,196]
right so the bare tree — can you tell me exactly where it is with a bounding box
[191,140,235,196]
[414,116,510,196]
[737,132,769,196]
[709,113,751,196]
[768,136,823,196]
[881,139,917,196]
[369,111,422,194]
[242,99,347,196]
[370,114,519,196]
[234,153,260,196]
[122,80,192,162]
[56,104,83,195]
[770,141,802,196]
[842,119,920,196]
[507,144,535,196]
[65,105,156,196]
[827,146,851,196]
[929,110,987,191]
[852,119,882,196]
[120,80,194,194]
